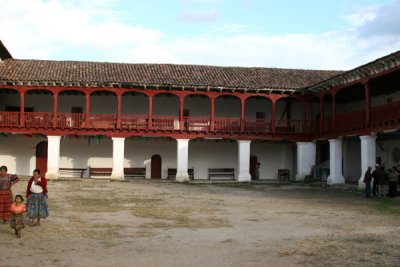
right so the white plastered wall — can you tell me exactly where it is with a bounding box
[0,135,43,175]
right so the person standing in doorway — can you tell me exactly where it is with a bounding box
[254,162,261,180]
[0,166,19,223]
[363,166,372,198]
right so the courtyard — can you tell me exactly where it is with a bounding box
[1,179,400,267]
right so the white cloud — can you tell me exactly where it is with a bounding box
[177,8,219,24]
[0,0,399,70]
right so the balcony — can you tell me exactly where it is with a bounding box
[0,100,399,138]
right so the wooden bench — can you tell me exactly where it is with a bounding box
[89,167,146,178]
[208,168,235,180]
[89,167,112,178]
[59,168,87,178]
[167,168,194,180]
[124,167,146,178]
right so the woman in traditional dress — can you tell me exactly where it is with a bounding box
[0,165,19,222]
[26,169,49,226]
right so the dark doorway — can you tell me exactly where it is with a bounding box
[250,155,258,180]
[151,154,162,179]
[36,141,48,175]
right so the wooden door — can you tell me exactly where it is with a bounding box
[151,154,162,179]
[250,155,258,180]
[36,141,48,175]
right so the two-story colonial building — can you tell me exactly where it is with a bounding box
[0,40,399,187]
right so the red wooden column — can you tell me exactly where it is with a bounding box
[332,93,336,130]
[53,92,59,128]
[116,93,122,129]
[364,81,371,126]
[19,92,25,127]
[271,100,276,134]
[85,92,91,128]
[310,99,314,133]
[319,95,324,133]
[240,97,245,132]
[302,98,307,134]
[148,95,153,130]
[210,96,215,131]
[179,96,184,131]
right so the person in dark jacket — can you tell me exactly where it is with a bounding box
[363,166,372,198]
[372,164,380,196]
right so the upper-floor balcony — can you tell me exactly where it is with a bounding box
[1,99,399,139]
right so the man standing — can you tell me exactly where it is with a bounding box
[372,164,380,196]
[363,166,372,198]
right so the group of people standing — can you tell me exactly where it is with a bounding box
[0,166,49,238]
[363,164,399,198]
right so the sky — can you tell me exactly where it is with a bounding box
[1,0,400,70]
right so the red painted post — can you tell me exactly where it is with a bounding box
[20,92,25,127]
[180,96,184,131]
[364,82,371,126]
[310,99,314,133]
[53,92,58,128]
[240,98,245,132]
[302,99,307,134]
[319,95,324,133]
[210,96,215,131]
[271,100,276,134]
[85,93,91,128]
[148,95,153,130]
[117,93,122,129]
[332,93,336,130]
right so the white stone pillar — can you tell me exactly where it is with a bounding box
[327,138,345,185]
[295,142,316,181]
[46,135,61,180]
[176,139,190,182]
[358,135,376,189]
[111,137,125,180]
[238,140,251,182]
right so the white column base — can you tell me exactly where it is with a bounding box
[111,137,125,180]
[327,138,345,185]
[238,140,251,182]
[46,136,61,180]
[176,171,190,182]
[295,142,316,181]
[358,135,376,189]
[238,171,251,182]
[176,139,190,183]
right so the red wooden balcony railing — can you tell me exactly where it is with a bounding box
[184,116,210,131]
[0,112,19,127]
[58,113,85,129]
[245,118,271,133]
[89,114,116,129]
[152,115,179,130]
[1,101,399,137]
[24,112,53,128]
[121,114,147,130]
[371,101,400,125]
[335,110,365,132]
[276,119,311,134]
[214,117,240,132]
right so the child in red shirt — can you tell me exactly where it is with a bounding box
[10,194,26,238]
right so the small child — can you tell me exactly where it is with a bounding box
[10,195,26,238]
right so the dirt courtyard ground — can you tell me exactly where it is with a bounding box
[1,179,400,267]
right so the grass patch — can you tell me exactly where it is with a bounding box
[374,198,400,216]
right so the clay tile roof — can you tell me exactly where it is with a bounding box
[0,59,342,92]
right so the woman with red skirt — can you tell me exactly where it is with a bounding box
[0,165,19,222]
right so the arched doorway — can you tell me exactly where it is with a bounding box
[151,154,162,179]
[36,141,48,175]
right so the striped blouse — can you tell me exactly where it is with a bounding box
[0,174,19,191]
